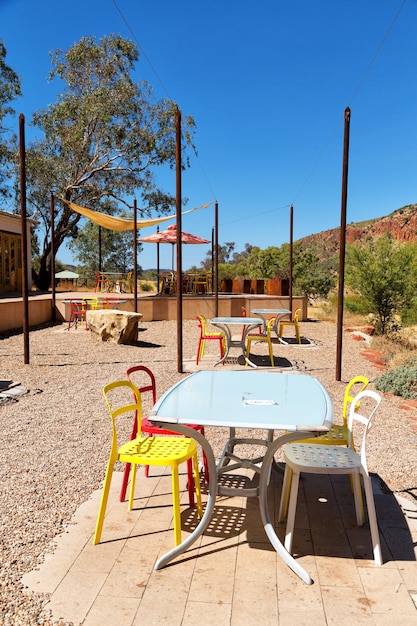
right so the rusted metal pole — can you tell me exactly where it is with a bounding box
[19,114,29,364]
[336,107,351,381]
[215,202,219,316]
[289,204,293,317]
[50,194,56,322]
[175,109,183,373]
[133,199,138,312]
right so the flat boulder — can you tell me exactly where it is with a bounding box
[86,310,142,345]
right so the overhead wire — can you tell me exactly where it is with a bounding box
[291,0,408,206]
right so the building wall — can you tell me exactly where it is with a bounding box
[0,210,33,291]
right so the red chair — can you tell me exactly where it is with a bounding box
[67,300,88,330]
[120,365,209,505]
[196,314,226,365]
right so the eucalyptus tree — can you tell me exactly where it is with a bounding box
[22,34,196,289]
[0,41,21,203]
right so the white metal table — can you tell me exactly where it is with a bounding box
[251,308,291,343]
[149,370,333,583]
[210,316,263,367]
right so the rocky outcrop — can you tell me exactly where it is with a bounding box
[86,310,142,344]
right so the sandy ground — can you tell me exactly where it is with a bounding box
[0,316,416,624]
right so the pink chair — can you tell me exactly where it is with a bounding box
[119,365,209,505]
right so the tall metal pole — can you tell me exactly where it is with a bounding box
[19,114,29,364]
[175,109,183,373]
[133,199,138,312]
[289,204,293,316]
[336,107,351,381]
[156,226,160,293]
[214,202,219,316]
[50,194,56,322]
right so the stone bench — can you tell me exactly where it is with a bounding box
[86,310,142,345]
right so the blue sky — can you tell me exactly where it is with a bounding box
[1,0,416,270]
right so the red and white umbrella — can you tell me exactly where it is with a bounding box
[138,224,209,269]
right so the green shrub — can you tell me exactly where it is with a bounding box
[375,361,417,399]
[139,281,153,292]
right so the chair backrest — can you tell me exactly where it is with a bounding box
[196,314,208,337]
[347,389,381,471]
[103,380,143,452]
[342,375,369,425]
[126,365,157,404]
[293,308,301,322]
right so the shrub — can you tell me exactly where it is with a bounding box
[375,359,417,399]
[139,281,153,292]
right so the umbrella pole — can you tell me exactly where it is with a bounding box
[175,109,183,373]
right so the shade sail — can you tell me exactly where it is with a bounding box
[65,200,212,231]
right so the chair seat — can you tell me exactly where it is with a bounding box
[119,435,198,466]
[285,442,361,473]
[295,424,348,445]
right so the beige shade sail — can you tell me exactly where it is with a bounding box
[65,200,212,231]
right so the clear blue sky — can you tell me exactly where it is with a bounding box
[2,0,416,270]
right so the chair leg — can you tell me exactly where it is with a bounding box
[362,471,383,565]
[196,338,202,364]
[192,453,203,518]
[278,464,292,522]
[93,461,115,544]
[352,472,365,526]
[187,459,195,508]
[295,324,301,344]
[128,464,137,511]
[120,463,131,502]
[171,466,182,546]
[284,469,301,553]
[268,338,274,366]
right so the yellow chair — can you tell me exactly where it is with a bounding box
[196,314,226,365]
[278,308,301,343]
[245,316,276,367]
[119,271,133,293]
[278,390,383,566]
[295,375,369,446]
[93,380,202,547]
[193,273,209,295]
[280,375,369,519]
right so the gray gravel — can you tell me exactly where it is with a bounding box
[0,318,416,625]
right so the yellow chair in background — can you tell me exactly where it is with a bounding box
[278,307,301,343]
[93,380,202,547]
[245,316,276,367]
[196,314,226,365]
[119,271,133,293]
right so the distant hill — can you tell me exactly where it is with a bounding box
[297,203,417,262]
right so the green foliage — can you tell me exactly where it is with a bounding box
[19,34,196,289]
[139,281,153,292]
[0,41,21,203]
[375,359,417,399]
[345,235,417,334]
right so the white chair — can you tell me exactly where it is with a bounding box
[278,389,383,565]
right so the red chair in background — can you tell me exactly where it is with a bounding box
[120,365,209,506]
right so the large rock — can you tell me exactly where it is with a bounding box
[86,310,142,344]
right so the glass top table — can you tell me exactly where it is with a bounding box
[210,316,263,367]
[251,308,292,343]
[149,370,333,584]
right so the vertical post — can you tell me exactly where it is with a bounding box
[336,107,351,381]
[133,199,138,312]
[289,204,293,317]
[156,226,160,293]
[175,109,183,373]
[19,114,29,364]
[50,194,56,322]
[214,202,219,316]
[98,226,102,272]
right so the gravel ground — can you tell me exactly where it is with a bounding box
[0,317,416,625]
